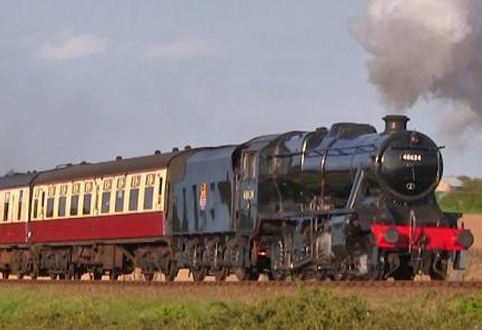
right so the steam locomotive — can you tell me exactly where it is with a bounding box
[0,115,473,281]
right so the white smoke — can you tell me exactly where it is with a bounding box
[352,0,482,131]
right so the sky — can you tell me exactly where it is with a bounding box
[0,1,479,177]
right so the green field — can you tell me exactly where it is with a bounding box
[0,286,482,329]
[438,191,482,214]
[438,177,482,214]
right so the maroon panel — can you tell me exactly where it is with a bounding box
[0,223,27,244]
[29,212,164,243]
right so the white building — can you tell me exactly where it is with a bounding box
[436,177,464,193]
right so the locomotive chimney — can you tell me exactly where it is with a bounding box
[383,115,410,134]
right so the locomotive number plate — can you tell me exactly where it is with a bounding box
[401,152,422,162]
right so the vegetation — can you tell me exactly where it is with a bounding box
[438,176,482,214]
[0,286,482,329]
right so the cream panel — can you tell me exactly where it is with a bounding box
[10,191,16,221]
[158,169,167,211]
[0,191,4,223]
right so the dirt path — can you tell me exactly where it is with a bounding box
[462,214,482,249]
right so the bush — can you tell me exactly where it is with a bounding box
[2,287,482,329]
[438,191,482,213]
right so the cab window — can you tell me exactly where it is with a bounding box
[243,153,257,179]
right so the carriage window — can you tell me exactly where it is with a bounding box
[41,192,45,215]
[46,185,56,218]
[32,199,38,219]
[73,183,81,194]
[129,188,139,211]
[17,190,23,221]
[144,187,154,210]
[158,178,163,205]
[104,179,113,191]
[101,192,111,213]
[131,175,141,188]
[83,194,92,215]
[146,174,155,186]
[70,195,79,216]
[46,198,54,218]
[58,196,66,217]
[115,190,124,212]
[3,195,9,221]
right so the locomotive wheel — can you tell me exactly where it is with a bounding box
[248,272,260,281]
[315,271,332,281]
[268,270,286,281]
[213,268,228,281]
[430,258,448,281]
[164,261,179,282]
[367,246,385,281]
[191,268,207,281]
[393,267,414,281]
[93,270,103,280]
[270,237,286,281]
[109,271,119,281]
[30,264,39,280]
[66,265,75,280]
[208,240,227,281]
[234,268,259,281]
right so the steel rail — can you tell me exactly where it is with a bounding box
[0,280,482,289]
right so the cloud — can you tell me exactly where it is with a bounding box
[141,38,217,60]
[38,31,107,60]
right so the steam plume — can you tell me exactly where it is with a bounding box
[352,0,482,129]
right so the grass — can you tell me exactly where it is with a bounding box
[0,286,482,329]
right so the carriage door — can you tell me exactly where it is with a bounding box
[236,151,258,231]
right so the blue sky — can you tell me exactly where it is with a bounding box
[0,1,479,177]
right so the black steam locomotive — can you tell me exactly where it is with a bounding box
[167,115,473,281]
[0,115,472,281]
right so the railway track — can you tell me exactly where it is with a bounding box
[0,279,482,290]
